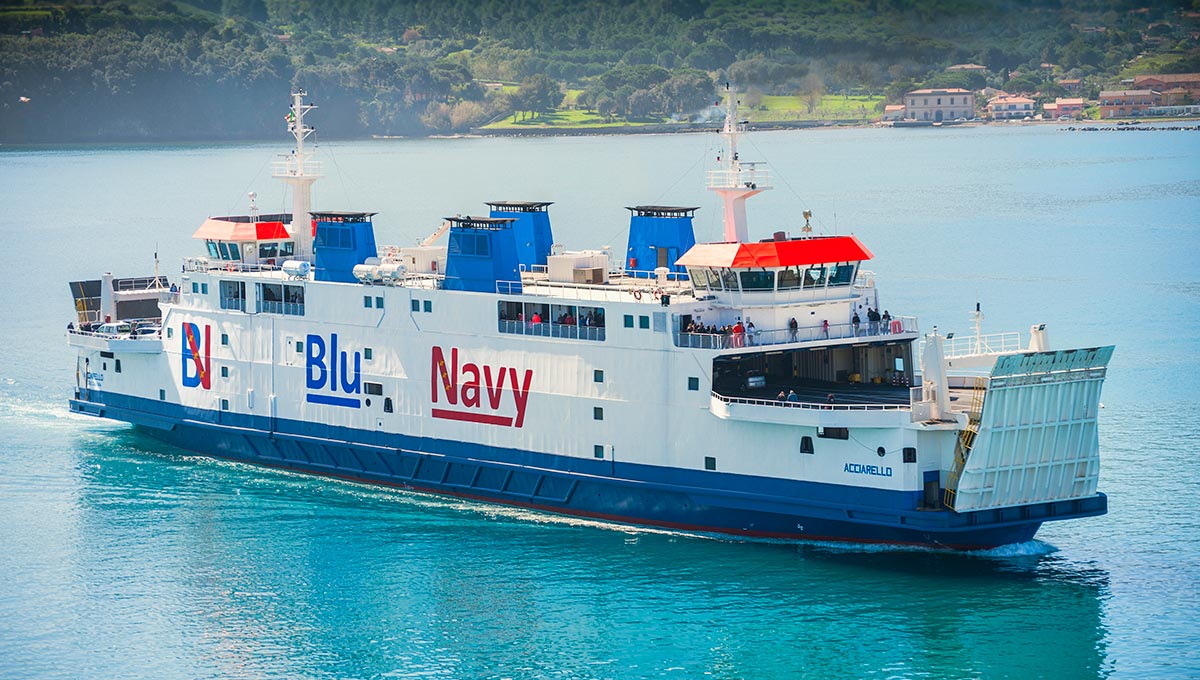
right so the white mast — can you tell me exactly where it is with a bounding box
[273,89,321,263]
[707,84,771,243]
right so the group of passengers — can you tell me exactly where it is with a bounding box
[510,309,605,328]
[684,319,757,348]
[851,308,893,336]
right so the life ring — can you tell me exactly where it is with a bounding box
[225,263,235,272]
[633,290,642,301]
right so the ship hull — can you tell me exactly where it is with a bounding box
[70,391,1106,550]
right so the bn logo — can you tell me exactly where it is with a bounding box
[181,322,211,389]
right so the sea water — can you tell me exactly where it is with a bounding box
[1,124,1197,679]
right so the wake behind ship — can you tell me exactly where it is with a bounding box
[67,90,1112,549]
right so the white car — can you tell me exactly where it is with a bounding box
[94,322,132,338]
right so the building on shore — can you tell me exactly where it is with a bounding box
[1044,97,1085,119]
[881,104,906,121]
[1133,74,1200,97]
[1058,79,1082,92]
[902,88,975,122]
[946,63,988,72]
[987,95,1036,119]
[1098,90,1160,118]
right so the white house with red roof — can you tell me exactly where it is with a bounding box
[987,94,1036,120]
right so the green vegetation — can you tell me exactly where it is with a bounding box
[0,0,1196,142]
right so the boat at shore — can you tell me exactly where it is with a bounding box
[67,89,1112,550]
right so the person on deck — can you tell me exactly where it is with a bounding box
[788,317,798,342]
[786,390,800,403]
[882,310,892,334]
[852,312,861,336]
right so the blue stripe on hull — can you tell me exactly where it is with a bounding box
[69,392,1107,550]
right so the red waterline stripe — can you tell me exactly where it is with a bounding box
[431,408,513,426]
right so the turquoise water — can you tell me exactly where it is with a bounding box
[1,124,1198,678]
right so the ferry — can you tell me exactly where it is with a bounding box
[67,90,1112,549]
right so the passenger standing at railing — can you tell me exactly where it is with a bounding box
[852,312,861,336]
[822,319,829,339]
[788,317,798,342]
[881,310,892,334]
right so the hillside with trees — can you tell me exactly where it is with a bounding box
[1,0,1197,142]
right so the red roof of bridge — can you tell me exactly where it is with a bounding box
[192,218,291,241]
[675,236,873,269]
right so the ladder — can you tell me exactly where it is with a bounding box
[943,377,987,509]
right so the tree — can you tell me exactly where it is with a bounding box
[800,73,825,114]
[519,73,563,118]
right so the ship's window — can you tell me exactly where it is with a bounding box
[448,231,490,257]
[594,369,604,383]
[827,263,855,287]
[739,270,774,291]
[903,447,917,463]
[877,447,887,457]
[624,314,634,328]
[593,407,603,420]
[221,333,229,346]
[384,397,393,413]
[423,300,432,313]
[259,242,278,259]
[102,362,107,370]
[114,359,121,373]
[228,243,240,260]
[364,295,372,308]
[376,296,383,309]
[218,241,231,260]
[315,224,355,250]
[220,399,229,411]
[167,328,173,338]
[704,456,717,471]
[895,357,905,372]
[206,241,220,259]
[803,267,827,287]
[364,381,383,396]
[687,377,699,391]
[800,436,814,454]
[280,241,294,258]
[283,285,305,316]
[159,389,166,401]
[818,427,849,440]
[191,282,199,293]
[100,351,114,359]
[594,445,604,459]
[296,340,303,352]
[778,267,802,290]
[719,268,738,291]
[220,280,246,311]
[364,348,373,360]
[638,315,649,329]
[365,398,371,407]
[201,283,209,295]
[412,299,420,312]
[221,366,229,378]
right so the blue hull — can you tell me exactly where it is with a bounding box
[69,391,1107,550]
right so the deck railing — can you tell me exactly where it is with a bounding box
[498,319,606,341]
[712,391,911,412]
[675,316,918,350]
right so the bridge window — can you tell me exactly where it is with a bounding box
[803,267,827,287]
[826,263,855,287]
[259,242,279,259]
[777,267,802,290]
[719,268,738,291]
[739,270,774,291]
